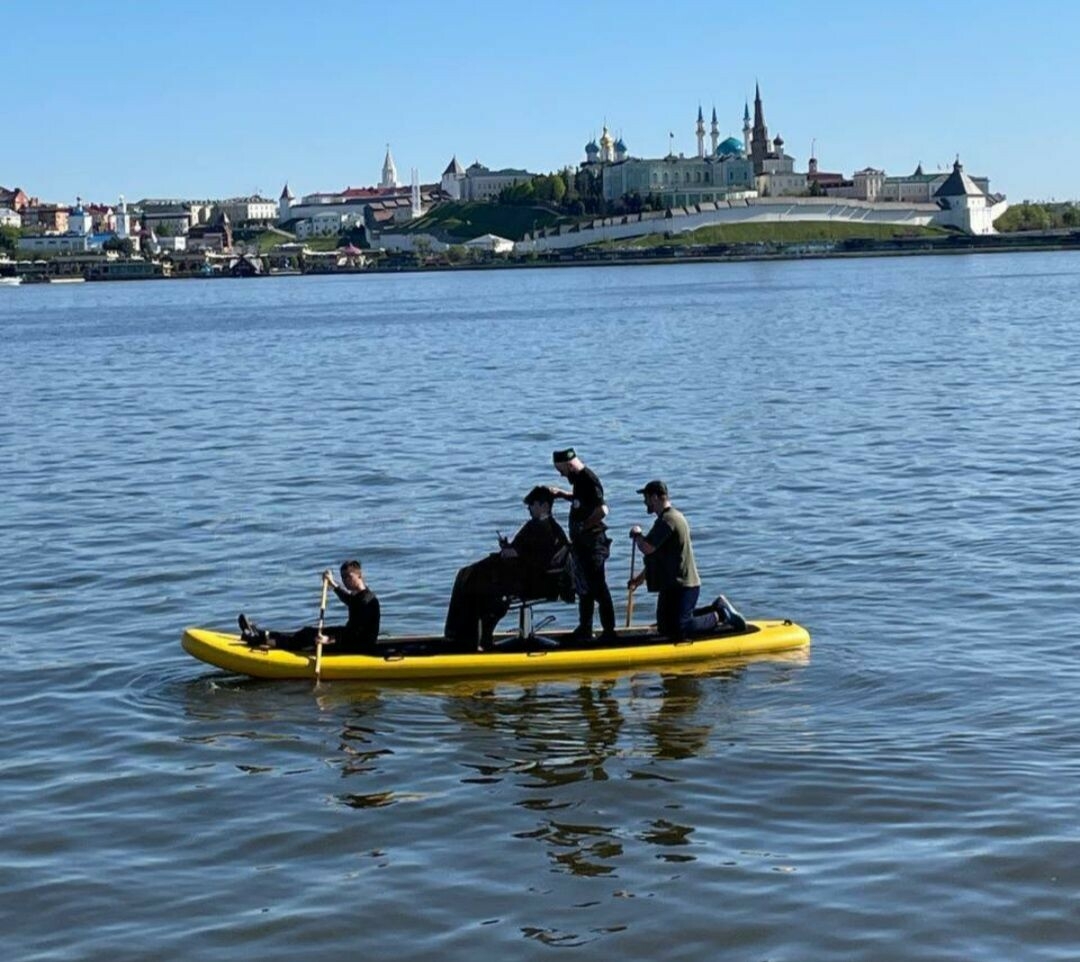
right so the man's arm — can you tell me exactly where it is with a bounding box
[630,520,670,556]
[581,503,608,530]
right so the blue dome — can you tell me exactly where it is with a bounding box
[717,136,744,156]
[615,138,627,151]
[585,140,599,153]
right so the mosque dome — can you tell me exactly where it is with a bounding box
[717,136,744,156]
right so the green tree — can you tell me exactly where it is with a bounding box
[550,173,567,205]
[0,225,19,254]
[103,236,135,255]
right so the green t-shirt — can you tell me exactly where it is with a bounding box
[643,505,701,591]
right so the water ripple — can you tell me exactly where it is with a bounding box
[3,257,1080,960]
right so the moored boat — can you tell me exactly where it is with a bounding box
[0,275,21,286]
[180,619,810,681]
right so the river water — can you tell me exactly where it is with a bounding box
[2,254,1079,960]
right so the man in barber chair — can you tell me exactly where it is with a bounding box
[444,486,571,649]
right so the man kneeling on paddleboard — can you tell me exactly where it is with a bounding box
[238,560,380,653]
[628,480,746,640]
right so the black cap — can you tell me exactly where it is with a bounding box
[552,448,576,464]
[523,485,555,505]
[636,480,668,498]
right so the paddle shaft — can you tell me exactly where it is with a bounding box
[314,575,330,681]
[625,540,638,628]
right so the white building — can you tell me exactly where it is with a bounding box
[1,206,22,227]
[136,199,210,235]
[933,158,1004,234]
[18,233,94,253]
[295,210,365,239]
[215,196,277,225]
[590,111,756,207]
[880,162,991,203]
[69,199,92,235]
[278,183,294,224]
[441,156,465,200]
[462,162,535,201]
[755,135,806,196]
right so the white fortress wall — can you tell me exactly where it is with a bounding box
[515,198,940,252]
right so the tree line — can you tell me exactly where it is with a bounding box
[994,202,1080,232]
[498,169,671,218]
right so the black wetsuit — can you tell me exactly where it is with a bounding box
[267,587,381,654]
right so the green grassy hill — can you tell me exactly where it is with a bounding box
[401,203,563,242]
[625,221,945,247]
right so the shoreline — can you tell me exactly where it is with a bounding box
[6,231,1079,283]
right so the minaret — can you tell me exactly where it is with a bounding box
[380,145,399,189]
[410,169,421,219]
[742,100,752,155]
[750,83,770,174]
[696,105,705,159]
[710,106,720,156]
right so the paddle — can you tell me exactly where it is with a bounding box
[625,539,638,628]
[314,572,331,683]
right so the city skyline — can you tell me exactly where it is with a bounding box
[6,0,1077,204]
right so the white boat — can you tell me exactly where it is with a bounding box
[0,276,22,286]
[47,276,86,284]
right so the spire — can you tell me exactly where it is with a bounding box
[750,83,769,174]
[697,104,704,123]
[743,100,751,124]
[711,106,718,125]
[381,144,399,189]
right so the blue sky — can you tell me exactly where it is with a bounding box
[5,0,1076,204]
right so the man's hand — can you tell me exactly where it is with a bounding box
[629,525,643,538]
[322,568,337,587]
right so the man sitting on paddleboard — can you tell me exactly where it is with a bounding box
[444,486,571,649]
[628,480,746,640]
[238,559,380,653]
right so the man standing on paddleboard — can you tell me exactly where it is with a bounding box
[551,448,617,643]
